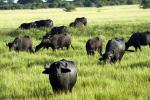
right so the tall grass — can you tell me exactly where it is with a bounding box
[0,5,150,99]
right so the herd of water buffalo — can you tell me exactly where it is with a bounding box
[6,17,150,93]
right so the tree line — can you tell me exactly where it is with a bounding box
[0,0,149,10]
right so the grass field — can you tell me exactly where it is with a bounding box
[0,5,150,100]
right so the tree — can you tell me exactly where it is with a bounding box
[7,0,15,3]
[63,3,76,12]
[46,0,62,3]
[46,0,62,7]
[18,0,43,4]
[0,0,6,2]
[127,0,133,4]
[141,0,150,8]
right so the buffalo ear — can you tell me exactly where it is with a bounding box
[61,68,71,73]
[42,69,49,74]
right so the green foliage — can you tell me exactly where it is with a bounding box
[63,3,76,12]
[140,0,150,9]
[0,2,22,9]
[0,2,48,9]
[74,0,140,7]
[0,6,150,99]
[1,23,150,99]
[0,0,141,10]
[18,0,43,4]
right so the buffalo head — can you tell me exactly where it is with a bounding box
[43,62,71,75]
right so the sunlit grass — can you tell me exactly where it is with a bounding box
[0,5,150,99]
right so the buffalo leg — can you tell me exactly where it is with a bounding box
[66,45,70,50]
[92,50,95,55]
[98,47,102,56]
[90,49,94,55]
[138,45,141,51]
[69,88,72,93]
[134,46,138,52]
[29,47,34,53]
[51,46,56,51]
[136,42,141,51]
[87,50,90,55]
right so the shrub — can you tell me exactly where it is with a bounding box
[63,4,76,12]
[140,0,150,9]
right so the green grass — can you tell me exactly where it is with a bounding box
[0,5,150,100]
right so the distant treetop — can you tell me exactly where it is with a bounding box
[18,0,43,4]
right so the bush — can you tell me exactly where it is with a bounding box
[63,4,76,12]
[140,0,150,9]
[0,2,23,10]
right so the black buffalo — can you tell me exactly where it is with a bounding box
[100,38,125,64]
[126,31,150,51]
[43,59,77,93]
[47,26,68,35]
[19,22,36,29]
[69,21,84,27]
[35,33,74,52]
[6,36,34,53]
[69,17,87,27]
[35,19,53,28]
[86,37,102,56]
[75,17,87,26]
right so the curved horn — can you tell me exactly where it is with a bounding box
[44,64,50,69]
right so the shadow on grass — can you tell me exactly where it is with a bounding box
[130,61,150,68]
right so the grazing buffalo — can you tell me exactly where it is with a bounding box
[69,22,75,27]
[35,19,53,28]
[126,31,150,51]
[69,17,87,27]
[99,38,125,64]
[75,17,87,26]
[86,37,102,56]
[69,21,84,27]
[6,36,34,53]
[48,26,68,35]
[43,59,77,93]
[19,22,36,29]
[35,33,74,52]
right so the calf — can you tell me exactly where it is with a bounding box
[86,37,102,56]
[75,17,87,26]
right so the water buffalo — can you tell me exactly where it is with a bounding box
[69,22,75,27]
[126,31,150,51]
[69,21,84,27]
[35,33,74,52]
[19,22,36,29]
[35,19,53,28]
[43,59,77,93]
[99,38,125,64]
[86,37,102,56]
[75,17,87,26]
[6,35,34,53]
[48,26,68,35]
